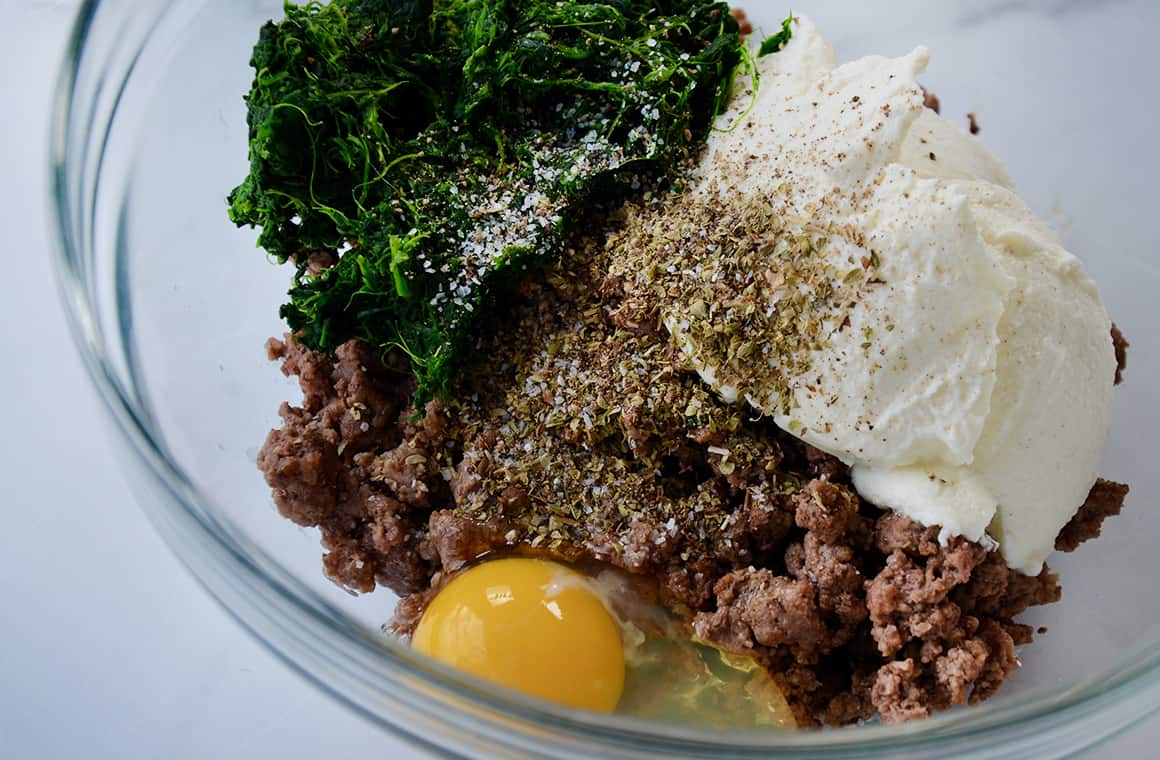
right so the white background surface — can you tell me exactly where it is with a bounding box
[0,1,1153,758]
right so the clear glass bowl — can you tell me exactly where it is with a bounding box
[51,0,1160,756]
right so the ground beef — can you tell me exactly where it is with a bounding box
[423,510,508,572]
[258,225,1129,726]
[921,86,940,114]
[804,444,849,483]
[730,8,754,38]
[875,511,942,558]
[792,479,866,544]
[1055,478,1129,552]
[1112,322,1129,384]
[387,584,439,638]
[258,336,435,595]
[719,492,795,567]
[953,551,1061,620]
[694,568,831,663]
[871,659,930,723]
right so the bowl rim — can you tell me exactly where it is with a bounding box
[48,0,1160,756]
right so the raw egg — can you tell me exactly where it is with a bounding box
[412,557,625,712]
[413,557,797,728]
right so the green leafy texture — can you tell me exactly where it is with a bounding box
[757,13,794,57]
[229,0,776,402]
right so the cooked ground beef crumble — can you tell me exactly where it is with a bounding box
[258,214,1129,726]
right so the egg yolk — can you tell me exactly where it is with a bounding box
[412,558,625,712]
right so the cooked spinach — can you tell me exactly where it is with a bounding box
[230,0,788,402]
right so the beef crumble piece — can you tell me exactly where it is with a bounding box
[1055,478,1129,552]
[921,86,940,114]
[730,8,754,38]
[258,337,437,595]
[1112,322,1129,384]
[259,217,1129,726]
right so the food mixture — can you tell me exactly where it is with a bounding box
[236,1,1130,728]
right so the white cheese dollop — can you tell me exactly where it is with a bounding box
[672,18,1115,575]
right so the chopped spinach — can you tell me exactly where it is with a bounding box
[757,13,794,57]
[229,0,788,402]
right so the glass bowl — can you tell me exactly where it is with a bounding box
[51,0,1160,756]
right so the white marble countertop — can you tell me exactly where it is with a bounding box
[0,2,1154,757]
